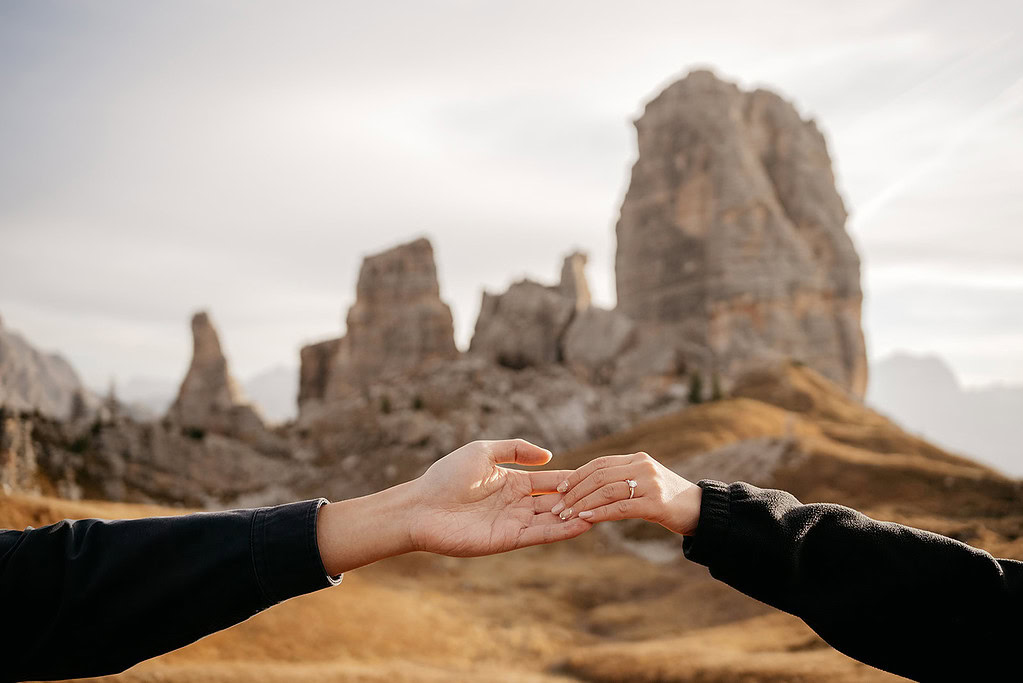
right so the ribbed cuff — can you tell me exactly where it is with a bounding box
[250,498,343,606]
[682,480,731,567]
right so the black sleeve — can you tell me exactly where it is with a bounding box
[683,480,1022,681]
[0,499,342,682]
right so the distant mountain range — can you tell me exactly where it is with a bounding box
[867,353,1023,476]
[118,365,298,425]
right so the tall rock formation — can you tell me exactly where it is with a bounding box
[0,314,95,419]
[614,70,867,396]
[299,238,459,407]
[167,312,264,437]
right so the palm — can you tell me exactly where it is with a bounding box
[408,440,590,557]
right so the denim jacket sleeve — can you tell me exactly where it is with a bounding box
[0,499,341,682]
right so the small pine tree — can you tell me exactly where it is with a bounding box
[710,373,723,402]
[104,378,120,419]
[380,396,392,414]
[688,372,703,404]
[69,390,89,422]
[412,395,424,411]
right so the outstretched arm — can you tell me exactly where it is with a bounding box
[555,453,1023,680]
[0,499,332,682]
[0,439,589,682]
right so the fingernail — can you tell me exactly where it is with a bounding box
[578,510,593,519]
[559,508,573,521]
[551,501,565,515]
[556,481,568,493]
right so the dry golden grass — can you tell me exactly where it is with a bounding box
[5,364,1021,682]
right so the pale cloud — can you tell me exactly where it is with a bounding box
[1,0,1021,389]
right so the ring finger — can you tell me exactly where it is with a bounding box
[565,479,641,520]
[553,464,635,518]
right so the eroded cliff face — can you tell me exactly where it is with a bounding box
[0,315,96,419]
[615,70,867,396]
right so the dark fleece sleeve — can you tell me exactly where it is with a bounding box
[0,499,342,682]
[683,480,1023,681]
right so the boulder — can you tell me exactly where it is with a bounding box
[470,280,576,370]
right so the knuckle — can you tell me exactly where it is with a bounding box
[593,468,606,485]
[601,484,616,501]
[616,500,631,515]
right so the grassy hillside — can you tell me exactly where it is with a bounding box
[4,364,1020,682]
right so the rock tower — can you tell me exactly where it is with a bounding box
[614,70,867,396]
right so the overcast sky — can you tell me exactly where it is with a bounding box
[1,0,1021,392]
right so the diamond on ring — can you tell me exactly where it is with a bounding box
[626,479,637,499]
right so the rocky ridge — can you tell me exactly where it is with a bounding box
[2,68,878,507]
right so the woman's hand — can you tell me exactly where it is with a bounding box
[550,452,703,536]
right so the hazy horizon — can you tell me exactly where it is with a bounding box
[2,1,1021,390]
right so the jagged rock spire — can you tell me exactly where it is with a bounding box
[168,311,264,434]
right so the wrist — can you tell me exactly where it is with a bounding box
[665,482,702,536]
[316,481,417,575]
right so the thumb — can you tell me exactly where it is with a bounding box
[486,439,552,466]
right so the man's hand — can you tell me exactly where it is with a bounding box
[316,439,591,575]
[407,439,592,556]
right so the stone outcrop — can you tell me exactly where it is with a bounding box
[470,280,576,369]
[300,238,459,407]
[614,69,867,396]
[0,314,96,419]
[469,252,595,370]
[167,312,265,438]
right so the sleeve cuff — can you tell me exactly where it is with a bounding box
[682,480,731,567]
[250,498,343,606]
